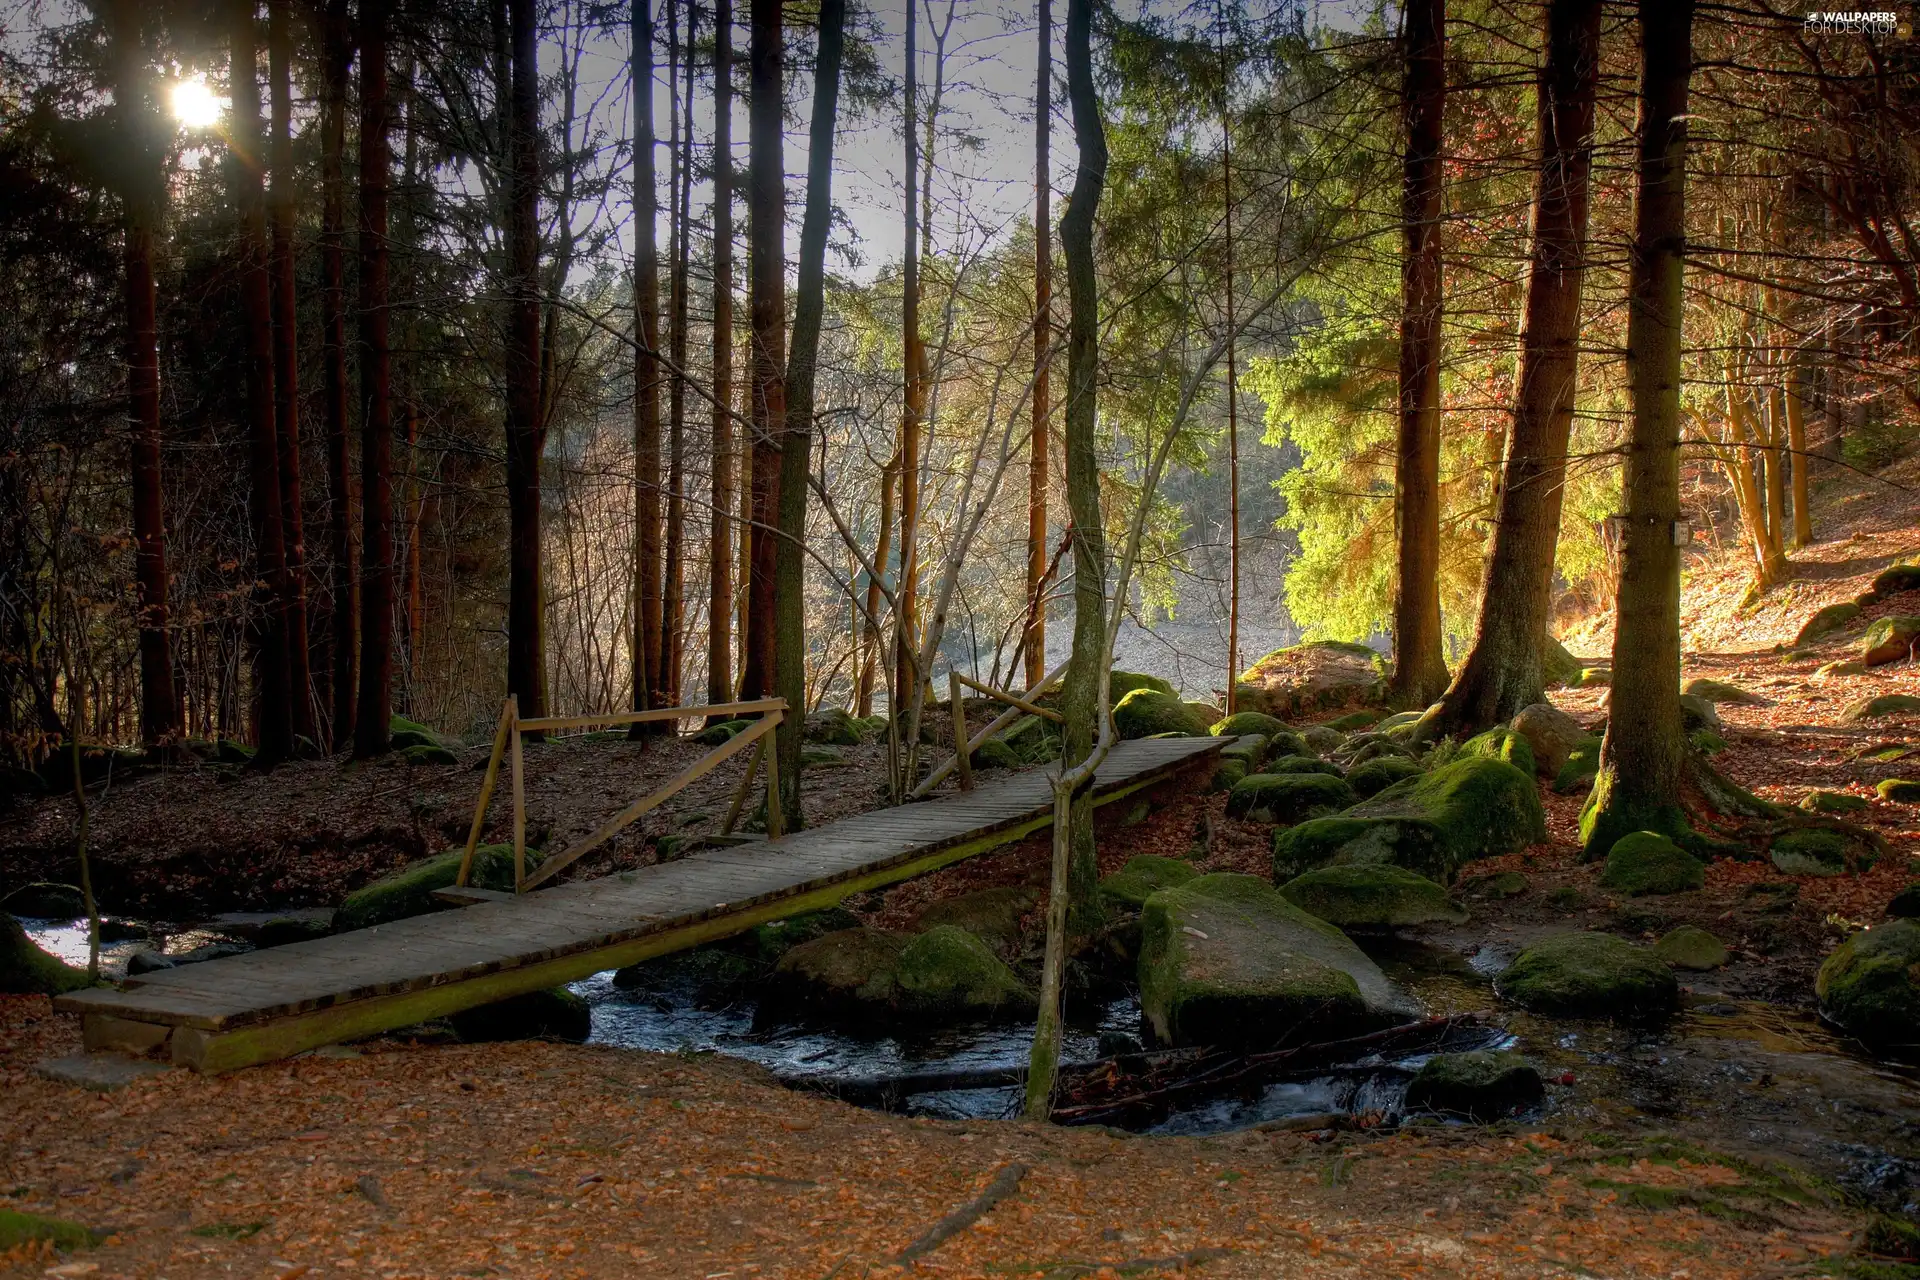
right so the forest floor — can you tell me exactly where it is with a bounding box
[5,459,1920,1277]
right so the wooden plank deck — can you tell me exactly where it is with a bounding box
[57,735,1225,1072]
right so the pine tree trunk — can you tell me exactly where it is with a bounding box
[1025,0,1051,693]
[1582,0,1695,857]
[855,452,896,717]
[894,2,923,715]
[110,0,180,751]
[664,0,694,709]
[1389,0,1450,709]
[631,0,664,726]
[354,0,395,758]
[738,0,784,702]
[777,0,846,829]
[232,0,294,764]
[317,0,356,750]
[705,0,735,715]
[404,402,425,701]
[1420,0,1600,738]
[1787,359,1812,546]
[503,0,547,727]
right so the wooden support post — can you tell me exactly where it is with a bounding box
[509,695,525,893]
[764,710,786,839]
[952,669,1065,723]
[456,697,517,887]
[722,737,764,837]
[950,672,974,792]
[912,658,1069,799]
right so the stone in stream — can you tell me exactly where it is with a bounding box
[449,987,592,1043]
[1509,703,1586,777]
[1099,856,1200,911]
[0,913,92,995]
[1264,754,1346,780]
[1770,828,1872,876]
[1112,688,1211,739]
[1846,694,1920,722]
[1459,727,1536,778]
[1345,756,1424,800]
[333,845,532,933]
[1494,932,1678,1021]
[894,925,1037,1022]
[1210,711,1289,742]
[1795,601,1863,647]
[767,925,1034,1024]
[1403,1051,1543,1122]
[1653,925,1727,971]
[1,882,86,920]
[907,885,1039,959]
[1863,616,1920,667]
[1225,772,1356,824]
[1598,831,1704,896]
[126,939,253,975]
[1137,873,1419,1048]
[1802,790,1870,815]
[1817,918,1920,1048]
[1276,864,1466,930]
[1233,641,1387,720]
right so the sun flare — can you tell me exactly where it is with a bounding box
[170,76,223,129]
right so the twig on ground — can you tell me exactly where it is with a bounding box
[894,1162,1029,1264]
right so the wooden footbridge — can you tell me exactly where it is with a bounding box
[56,734,1224,1073]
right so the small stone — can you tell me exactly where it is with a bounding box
[1845,694,1920,722]
[1681,677,1765,705]
[1879,778,1920,804]
[1814,659,1867,680]
[1801,790,1870,815]
[1403,1050,1543,1122]
[1794,601,1863,647]
[33,1053,172,1093]
[1770,828,1867,876]
[1461,870,1528,900]
[1653,925,1727,971]
[1598,831,1704,896]
[1862,615,1920,667]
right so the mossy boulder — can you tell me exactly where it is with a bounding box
[1374,710,1423,736]
[1816,918,1920,1047]
[1273,816,1450,885]
[1510,703,1586,777]
[1795,602,1863,647]
[1268,729,1311,760]
[400,742,459,766]
[0,913,92,995]
[1678,695,1723,733]
[742,907,864,964]
[1302,725,1348,754]
[1100,855,1200,911]
[0,1209,98,1253]
[1000,714,1063,763]
[1346,756,1424,799]
[694,718,753,745]
[1460,727,1536,778]
[767,926,910,1018]
[1871,563,1920,597]
[1863,616,1920,666]
[1577,667,1611,688]
[801,744,848,768]
[1210,757,1248,792]
[1802,790,1870,815]
[1599,831,1705,896]
[1461,870,1529,900]
[1815,659,1867,680]
[1235,641,1387,719]
[1225,771,1356,824]
[969,736,1024,771]
[1888,884,1920,919]
[449,986,591,1043]
[895,925,1036,1021]
[1345,757,1546,869]
[907,885,1039,957]
[1654,925,1727,971]
[1325,711,1380,732]
[1186,701,1224,728]
[1216,733,1269,771]
[1681,677,1764,705]
[334,845,531,932]
[1543,633,1586,688]
[1341,733,1414,768]
[1113,688,1210,739]
[1211,711,1289,741]
[767,925,1033,1023]
[1770,827,1870,876]
[1554,736,1604,795]
[803,707,868,746]
[1404,1050,1543,1122]
[1110,671,1176,703]
[1277,864,1466,929]
[1137,873,1419,1048]
[1264,753,1345,779]
[1494,931,1678,1021]
[2,882,86,919]
[1847,694,1920,722]
[388,714,447,751]
[1881,778,1920,804]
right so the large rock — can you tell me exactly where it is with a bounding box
[1681,677,1765,705]
[1099,855,1200,910]
[1404,1050,1543,1122]
[449,987,591,1043]
[1345,756,1423,799]
[1802,790,1870,815]
[1654,925,1727,971]
[1273,816,1450,885]
[1110,671,1176,703]
[0,914,91,995]
[1599,831,1704,896]
[1235,641,1386,720]
[1137,873,1419,1048]
[1796,601,1863,647]
[1113,688,1210,739]
[998,714,1063,764]
[1510,703,1585,778]
[1846,694,1920,722]
[1211,711,1290,741]
[1817,918,1920,1047]
[1554,736,1604,795]
[907,885,1038,958]
[1871,563,1920,598]
[1882,779,1920,804]
[1460,727,1536,778]
[334,845,530,932]
[1494,932,1678,1021]
[1264,754,1345,779]
[1225,772,1356,824]
[803,707,868,746]
[1301,724,1348,754]
[1,882,86,919]
[1187,702,1224,728]
[894,925,1036,1022]
[1277,864,1466,929]
[1769,827,1872,876]
[767,925,1033,1023]
[1542,634,1585,688]
[1863,616,1920,666]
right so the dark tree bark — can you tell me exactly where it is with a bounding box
[776,0,845,829]
[894,1,924,712]
[504,0,548,724]
[1420,0,1601,738]
[737,0,784,701]
[1024,0,1051,692]
[267,0,314,743]
[353,0,394,758]
[705,0,736,715]
[1388,0,1449,709]
[109,0,180,750]
[1582,0,1696,857]
[314,0,356,750]
[232,0,294,764]
[631,0,664,727]
[664,0,695,708]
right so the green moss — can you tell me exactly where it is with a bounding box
[1599,831,1705,896]
[770,927,908,1013]
[909,886,1039,956]
[1771,827,1867,876]
[1577,667,1611,687]
[1817,918,1920,1047]
[1109,671,1176,702]
[1496,932,1678,1020]
[400,742,459,766]
[895,925,1035,1020]
[1326,711,1381,731]
[1579,764,1692,862]
[1268,729,1311,760]
[1863,616,1920,666]
[1211,711,1289,740]
[1100,855,1200,910]
[334,846,532,932]
[0,913,92,994]
[1112,688,1210,739]
[1346,756,1424,799]
[1795,602,1863,647]
[1872,564,1920,597]
[1404,1051,1543,1122]
[1802,790,1870,815]
[744,907,863,962]
[1345,756,1546,871]
[1271,815,1451,885]
[803,708,867,745]
[0,1210,98,1252]
[1000,714,1063,763]
[1460,727,1536,778]
[1264,754,1345,779]
[448,986,591,1043]
[1225,771,1356,824]
[1848,694,1920,722]
[1681,677,1762,705]
[1653,925,1727,971]
[969,737,1024,770]
[1277,864,1466,929]
[1209,758,1248,793]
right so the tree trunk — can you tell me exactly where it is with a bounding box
[777,0,846,828]
[404,401,425,701]
[631,0,664,727]
[1765,381,1788,559]
[664,0,694,708]
[1025,0,1051,693]
[1787,359,1812,546]
[706,0,736,716]
[504,0,547,726]
[1027,0,1107,1121]
[855,452,897,717]
[354,0,394,758]
[894,0,923,714]
[1388,0,1449,709]
[316,0,356,750]
[1582,0,1695,858]
[267,0,314,744]
[1419,0,1600,738]
[232,0,294,765]
[737,0,784,701]
[110,0,180,751]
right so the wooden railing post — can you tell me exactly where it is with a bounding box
[456,697,516,887]
[764,708,786,839]
[950,672,973,792]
